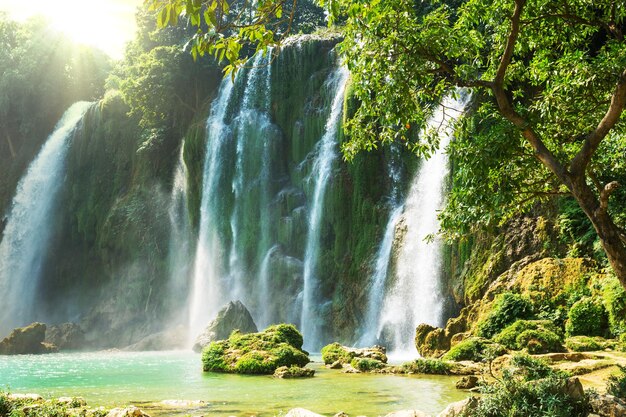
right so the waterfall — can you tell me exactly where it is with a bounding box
[166,142,192,324]
[377,97,465,354]
[188,77,235,340]
[300,67,350,351]
[0,101,92,336]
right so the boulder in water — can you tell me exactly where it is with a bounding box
[285,408,326,417]
[0,323,58,355]
[193,300,258,352]
[273,365,315,378]
[201,323,309,374]
[320,342,387,365]
[45,323,86,351]
[105,406,150,417]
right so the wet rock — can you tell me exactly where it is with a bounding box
[105,406,151,417]
[455,375,479,390]
[193,301,258,352]
[342,364,361,374]
[285,408,326,417]
[124,325,187,351]
[333,412,349,417]
[8,393,43,402]
[273,365,315,378]
[0,323,58,355]
[57,397,87,407]
[437,398,477,417]
[320,342,387,364]
[590,394,626,417]
[414,324,450,358]
[328,360,343,369]
[45,323,86,351]
[383,410,431,417]
[160,400,207,407]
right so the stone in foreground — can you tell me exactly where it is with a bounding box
[202,323,309,374]
[273,365,315,378]
[285,408,326,417]
[193,300,258,352]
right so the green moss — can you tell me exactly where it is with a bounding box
[565,297,608,337]
[401,358,452,375]
[350,357,385,371]
[477,292,534,338]
[607,365,626,399]
[442,337,506,362]
[495,320,563,353]
[321,342,353,364]
[565,336,615,352]
[201,324,309,374]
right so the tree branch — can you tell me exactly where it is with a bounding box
[598,181,620,215]
[570,68,626,176]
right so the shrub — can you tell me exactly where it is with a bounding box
[442,337,506,362]
[350,357,385,371]
[401,358,452,375]
[601,276,626,337]
[607,365,626,399]
[234,352,274,374]
[565,297,608,337]
[0,392,11,416]
[516,328,563,354]
[477,293,534,338]
[565,336,614,352]
[460,354,589,417]
[494,320,563,351]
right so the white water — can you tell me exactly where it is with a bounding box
[188,77,235,340]
[300,67,350,350]
[0,101,92,336]
[378,97,465,354]
[166,143,192,323]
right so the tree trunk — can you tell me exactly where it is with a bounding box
[570,178,626,285]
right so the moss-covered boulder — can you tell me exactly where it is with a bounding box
[476,292,534,338]
[414,324,451,358]
[442,337,506,362]
[494,320,564,353]
[320,342,387,365]
[0,323,58,355]
[201,324,310,374]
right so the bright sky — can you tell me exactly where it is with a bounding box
[0,0,143,59]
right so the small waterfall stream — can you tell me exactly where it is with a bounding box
[377,97,464,354]
[189,77,236,339]
[0,101,92,336]
[300,67,350,351]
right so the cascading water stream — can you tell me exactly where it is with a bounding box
[0,101,93,336]
[378,97,465,355]
[228,52,273,304]
[188,78,235,340]
[166,142,192,323]
[300,67,350,351]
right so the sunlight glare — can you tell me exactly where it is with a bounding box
[0,0,142,59]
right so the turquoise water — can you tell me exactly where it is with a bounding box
[0,351,467,416]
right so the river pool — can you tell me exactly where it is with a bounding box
[0,351,467,416]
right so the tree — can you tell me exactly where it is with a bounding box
[148,0,626,287]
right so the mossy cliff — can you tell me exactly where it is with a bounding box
[2,34,417,347]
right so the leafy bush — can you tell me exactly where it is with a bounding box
[350,357,385,371]
[565,297,608,337]
[607,365,626,399]
[494,320,563,351]
[565,336,614,352]
[477,293,534,338]
[442,337,506,362]
[601,276,626,337]
[401,358,452,375]
[516,328,563,354]
[460,353,589,417]
[0,392,11,416]
[201,324,310,374]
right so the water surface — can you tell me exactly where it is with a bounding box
[0,351,467,416]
